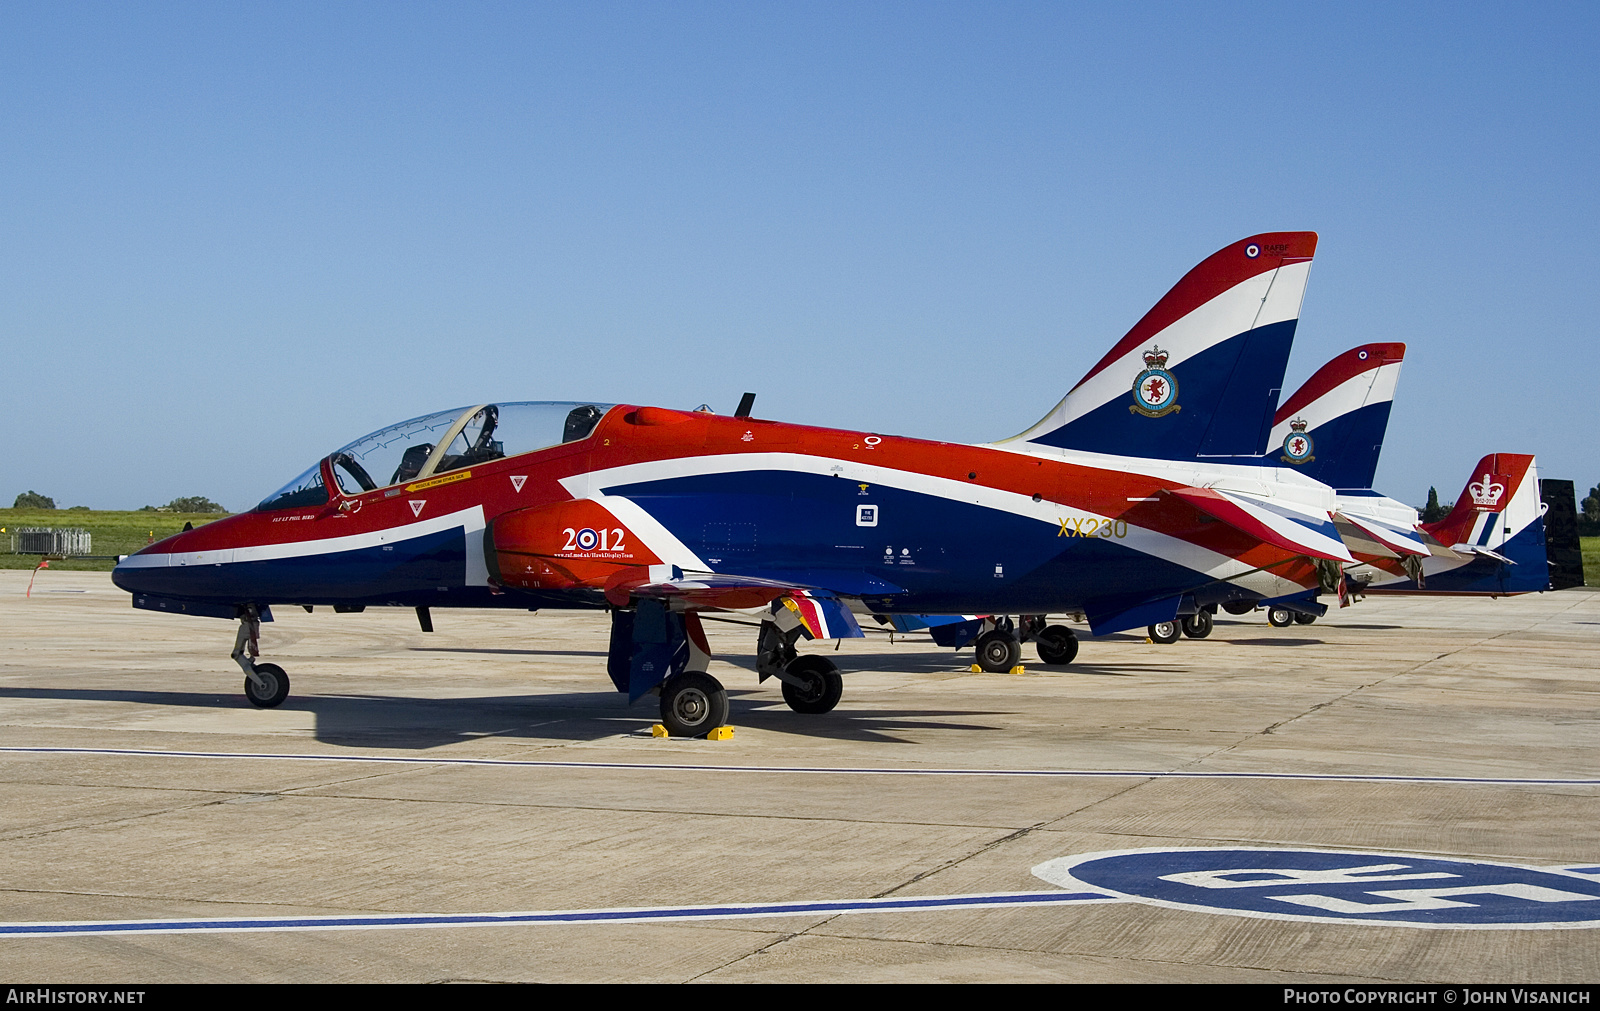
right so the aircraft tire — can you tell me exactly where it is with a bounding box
[244,664,291,708]
[1266,607,1295,628]
[1221,600,1256,616]
[1147,621,1180,644]
[974,630,1022,672]
[660,671,729,737]
[781,656,844,714]
[1181,611,1214,639]
[1293,612,1317,625]
[1035,625,1079,665]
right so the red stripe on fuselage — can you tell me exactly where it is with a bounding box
[153,405,1316,583]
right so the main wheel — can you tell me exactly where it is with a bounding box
[1181,610,1214,639]
[1266,607,1295,628]
[1221,600,1256,616]
[781,655,844,714]
[659,671,729,737]
[1293,612,1317,625]
[1147,621,1180,644]
[1035,624,1079,665]
[244,663,290,708]
[974,629,1022,672]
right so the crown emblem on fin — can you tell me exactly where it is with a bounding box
[1469,473,1505,507]
[1141,346,1169,369]
[1289,418,1309,433]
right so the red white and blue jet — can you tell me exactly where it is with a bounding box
[115,231,1371,735]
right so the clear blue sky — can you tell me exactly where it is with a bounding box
[3,2,1595,511]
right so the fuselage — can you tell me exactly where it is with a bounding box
[113,403,1330,620]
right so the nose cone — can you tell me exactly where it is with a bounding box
[111,533,184,597]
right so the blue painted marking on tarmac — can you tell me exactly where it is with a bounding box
[0,890,1115,938]
[2,747,1597,786]
[1033,848,1600,929]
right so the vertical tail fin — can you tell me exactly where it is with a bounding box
[1008,232,1317,460]
[1417,453,1550,594]
[1270,343,1405,489]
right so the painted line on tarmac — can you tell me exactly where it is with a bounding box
[0,890,1116,938]
[2,746,1597,786]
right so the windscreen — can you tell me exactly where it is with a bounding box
[255,463,328,512]
[258,402,615,508]
[326,406,469,494]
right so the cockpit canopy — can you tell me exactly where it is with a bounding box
[256,402,614,512]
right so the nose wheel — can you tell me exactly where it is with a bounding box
[244,663,291,708]
[233,606,292,708]
[1034,624,1079,665]
[780,655,844,713]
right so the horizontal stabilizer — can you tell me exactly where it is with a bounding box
[1165,487,1355,562]
[1336,512,1428,557]
[1450,543,1515,564]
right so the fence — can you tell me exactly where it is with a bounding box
[10,528,92,556]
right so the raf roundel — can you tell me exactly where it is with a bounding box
[1245,243,1260,258]
[1033,847,1600,929]
[575,527,600,551]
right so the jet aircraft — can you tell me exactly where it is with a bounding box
[116,231,1377,736]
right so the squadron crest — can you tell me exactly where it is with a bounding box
[1280,418,1315,465]
[1128,346,1181,417]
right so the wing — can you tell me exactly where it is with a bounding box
[605,566,865,639]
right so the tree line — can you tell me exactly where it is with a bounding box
[10,491,227,513]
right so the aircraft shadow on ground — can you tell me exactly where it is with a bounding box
[1216,637,1324,647]
[0,685,1008,750]
[719,650,1180,678]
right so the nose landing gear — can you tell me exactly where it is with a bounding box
[233,605,291,708]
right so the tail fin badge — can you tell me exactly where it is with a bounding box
[1129,346,1181,417]
[1470,473,1507,508]
[1280,419,1315,465]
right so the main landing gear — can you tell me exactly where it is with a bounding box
[1147,606,1216,644]
[1181,610,1214,639]
[659,670,729,737]
[1226,600,1316,628]
[1146,620,1181,644]
[756,622,845,715]
[974,616,1079,671]
[233,605,290,708]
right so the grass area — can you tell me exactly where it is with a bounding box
[0,509,227,570]
[1583,537,1600,587]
